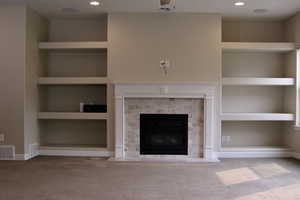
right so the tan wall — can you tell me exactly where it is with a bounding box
[285,12,300,46]
[0,5,26,154]
[0,5,48,155]
[285,126,300,153]
[24,8,48,155]
[223,21,285,42]
[49,18,107,42]
[108,13,222,151]
[108,13,222,83]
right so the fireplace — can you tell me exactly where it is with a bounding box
[113,83,217,162]
[140,114,188,155]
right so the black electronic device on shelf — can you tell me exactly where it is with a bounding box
[83,104,107,113]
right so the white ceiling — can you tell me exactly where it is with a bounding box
[4,0,300,20]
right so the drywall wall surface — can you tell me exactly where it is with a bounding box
[285,12,300,46]
[222,52,285,78]
[49,17,107,42]
[108,13,221,152]
[223,21,285,42]
[40,120,107,147]
[222,86,285,113]
[285,126,300,153]
[24,8,48,156]
[0,5,26,154]
[222,122,284,147]
[108,13,221,83]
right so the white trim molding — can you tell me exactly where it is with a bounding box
[296,49,300,126]
[14,154,26,160]
[113,82,219,162]
[14,154,38,161]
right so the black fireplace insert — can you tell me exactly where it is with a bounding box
[140,114,188,155]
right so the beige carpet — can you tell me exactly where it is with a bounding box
[1,157,300,200]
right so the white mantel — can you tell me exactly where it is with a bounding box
[113,82,219,162]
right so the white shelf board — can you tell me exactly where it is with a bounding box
[222,42,295,52]
[39,146,112,157]
[220,146,292,152]
[38,77,109,85]
[221,113,294,121]
[38,112,108,120]
[39,41,109,49]
[40,145,105,151]
[222,78,295,86]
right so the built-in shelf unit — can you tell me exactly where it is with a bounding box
[221,21,297,156]
[38,16,111,156]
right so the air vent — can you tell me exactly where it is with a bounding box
[160,0,176,11]
[0,145,15,160]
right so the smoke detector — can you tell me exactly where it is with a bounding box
[253,9,268,14]
[160,0,176,11]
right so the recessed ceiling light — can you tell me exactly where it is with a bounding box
[235,1,245,6]
[90,1,100,6]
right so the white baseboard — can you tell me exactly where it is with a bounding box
[39,149,113,157]
[15,154,27,160]
[13,144,41,160]
[8,150,300,160]
[14,154,35,160]
[29,143,40,159]
[218,151,293,158]
[24,153,40,160]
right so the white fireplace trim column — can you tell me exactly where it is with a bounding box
[113,83,219,162]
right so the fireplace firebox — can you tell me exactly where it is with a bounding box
[140,114,188,155]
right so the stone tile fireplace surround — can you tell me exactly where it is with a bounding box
[126,98,203,158]
[113,83,218,162]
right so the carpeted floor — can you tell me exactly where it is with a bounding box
[1,157,300,200]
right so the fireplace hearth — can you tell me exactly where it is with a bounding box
[140,114,188,155]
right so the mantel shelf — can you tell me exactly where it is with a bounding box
[38,77,109,85]
[221,113,295,121]
[39,41,109,49]
[222,78,295,86]
[38,112,108,120]
[222,42,295,52]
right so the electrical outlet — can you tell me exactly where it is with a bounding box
[222,136,232,145]
[222,136,228,144]
[226,136,231,142]
[0,134,4,142]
